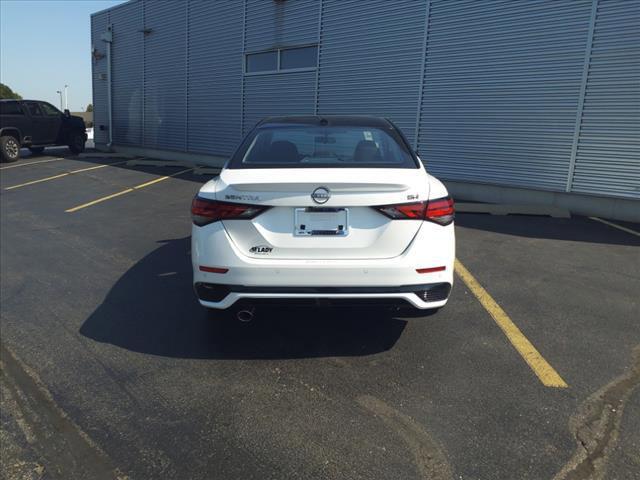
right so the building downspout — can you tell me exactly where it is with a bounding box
[101,27,113,149]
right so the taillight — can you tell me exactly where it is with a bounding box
[191,196,268,226]
[375,202,426,219]
[373,196,454,225]
[425,196,455,225]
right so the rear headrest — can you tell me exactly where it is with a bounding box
[353,140,381,162]
[269,140,299,163]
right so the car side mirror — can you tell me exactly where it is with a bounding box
[64,109,70,117]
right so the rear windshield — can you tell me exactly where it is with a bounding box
[228,125,419,169]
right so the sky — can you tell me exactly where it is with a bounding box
[1,0,127,112]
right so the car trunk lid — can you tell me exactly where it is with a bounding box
[207,168,429,260]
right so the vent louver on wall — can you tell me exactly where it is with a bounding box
[110,1,143,146]
[570,0,640,199]
[90,13,109,146]
[317,0,426,147]
[417,0,593,192]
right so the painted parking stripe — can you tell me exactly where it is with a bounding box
[65,188,135,212]
[5,162,127,190]
[6,173,70,189]
[454,259,568,388]
[589,217,640,237]
[0,157,65,170]
[65,168,192,213]
[132,174,182,190]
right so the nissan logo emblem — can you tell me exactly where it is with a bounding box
[311,187,330,204]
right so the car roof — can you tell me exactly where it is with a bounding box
[257,115,394,129]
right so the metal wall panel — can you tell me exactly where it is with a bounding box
[90,11,109,145]
[188,1,243,156]
[245,0,319,52]
[571,0,640,199]
[242,0,319,137]
[110,0,143,146]
[97,0,638,204]
[317,0,426,146]
[417,0,593,191]
[243,71,316,135]
[142,0,186,150]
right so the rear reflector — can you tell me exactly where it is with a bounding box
[416,266,446,274]
[191,196,269,226]
[373,196,454,225]
[199,266,229,274]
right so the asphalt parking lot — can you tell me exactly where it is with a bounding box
[1,150,639,480]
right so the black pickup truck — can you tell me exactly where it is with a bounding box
[0,99,87,162]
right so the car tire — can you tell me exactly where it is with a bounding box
[68,132,86,154]
[0,135,21,163]
[28,146,45,155]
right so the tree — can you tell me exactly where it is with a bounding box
[0,83,22,100]
[86,103,93,112]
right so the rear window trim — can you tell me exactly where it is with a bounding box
[227,124,421,170]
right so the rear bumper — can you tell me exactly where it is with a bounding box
[195,282,451,310]
[192,220,455,310]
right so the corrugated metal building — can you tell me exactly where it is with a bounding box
[91,0,640,220]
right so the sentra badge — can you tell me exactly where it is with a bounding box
[225,194,260,201]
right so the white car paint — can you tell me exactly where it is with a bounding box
[191,164,455,311]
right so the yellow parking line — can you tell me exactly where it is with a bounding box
[454,259,568,388]
[5,173,70,190]
[69,162,126,174]
[5,162,127,190]
[65,168,192,213]
[0,158,65,170]
[130,167,192,189]
[133,175,176,189]
[589,217,640,237]
[65,189,134,212]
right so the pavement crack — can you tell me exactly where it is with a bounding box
[357,394,453,480]
[553,345,640,480]
[0,342,125,480]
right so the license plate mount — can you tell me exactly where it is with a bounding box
[294,208,349,237]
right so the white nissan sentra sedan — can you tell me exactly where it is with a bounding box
[191,116,455,320]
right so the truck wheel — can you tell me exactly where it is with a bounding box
[29,146,45,155]
[1,135,21,163]
[68,132,85,154]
